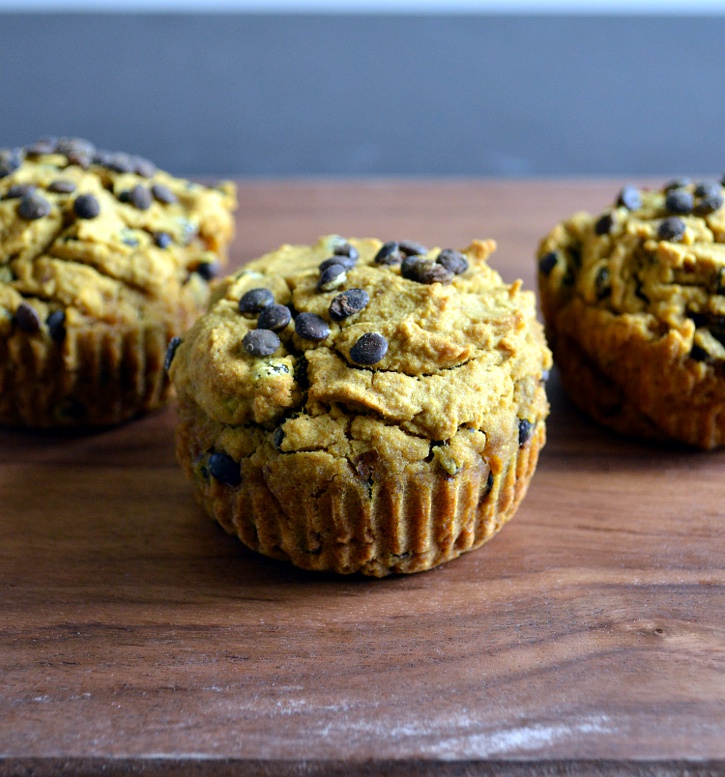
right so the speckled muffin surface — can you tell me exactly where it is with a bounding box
[170,235,551,576]
[538,179,725,449]
[0,138,236,427]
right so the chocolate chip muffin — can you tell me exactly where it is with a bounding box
[537,178,725,449]
[0,138,236,427]
[169,236,551,576]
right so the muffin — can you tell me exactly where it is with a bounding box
[537,179,725,449]
[0,137,236,427]
[169,235,551,576]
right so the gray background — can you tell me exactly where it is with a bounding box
[1,13,724,177]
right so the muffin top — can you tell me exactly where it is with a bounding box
[0,138,236,337]
[170,235,551,461]
[537,179,725,364]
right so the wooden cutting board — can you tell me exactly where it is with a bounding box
[1,181,724,777]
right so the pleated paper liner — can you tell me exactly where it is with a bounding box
[175,396,546,577]
[548,302,725,450]
[0,318,175,427]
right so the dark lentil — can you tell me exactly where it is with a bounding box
[374,241,403,265]
[595,266,611,300]
[329,288,370,321]
[24,138,56,156]
[257,303,291,332]
[18,192,51,220]
[48,180,76,194]
[437,248,468,275]
[73,193,100,219]
[658,216,686,242]
[398,240,428,257]
[317,262,347,292]
[420,262,454,284]
[695,191,724,216]
[0,148,22,178]
[320,254,356,271]
[664,178,691,192]
[208,451,242,487]
[154,231,173,249]
[105,152,135,174]
[117,190,130,203]
[194,260,219,281]
[518,419,534,447]
[92,149,114,167]
[594,212,616,235]
[56,138,95,168]
[402,257,454,284]
[401,255,425,280]
[151,183,177,204]
[56,137,95,158]
[273,426,285,451]
[480,470,495,503]
[695,181,720,198]
[295,312,330,341]
[242,329,280,357]
[333,242,359,263]
[164,336,182,373]
[6,184,36,199]
[239,288,274,314]
[538,251,558,276]
[350,332,388,365]
[294,353,309,390]
[131,156,157,178]
[129,184,152,211]
[617,185,641,210]
[46,310,66,342]
[14,302,41,333]
[66,151,92,169]
[665,188,694,215]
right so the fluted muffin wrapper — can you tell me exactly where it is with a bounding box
[174,396,545,577]
[0,318,176,427]
[544,298,725,450]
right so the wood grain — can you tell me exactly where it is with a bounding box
[1,180,724,777]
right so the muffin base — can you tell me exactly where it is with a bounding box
[545,300,725,450]
[174,397,546,577]
[0,320,173,428]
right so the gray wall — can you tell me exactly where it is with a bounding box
[1,13,724,177]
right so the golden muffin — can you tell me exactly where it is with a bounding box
[169,235,551,576]
[0,137,236,427]
[538,179,725,449]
